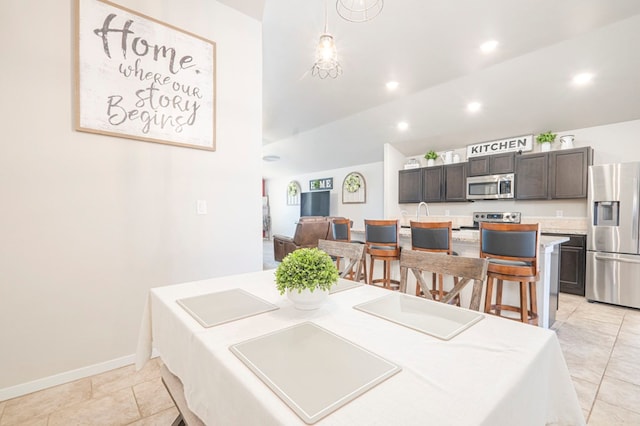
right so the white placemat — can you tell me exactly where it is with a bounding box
[354,292,483,340]
[177,288,278,328]
[230,322,401,424]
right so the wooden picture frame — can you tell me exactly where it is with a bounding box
[342,172,366,204]
[75,0,216,150]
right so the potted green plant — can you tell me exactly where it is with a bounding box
[275,248,339,310]
[536,131,556,152]
[424,150,438,167]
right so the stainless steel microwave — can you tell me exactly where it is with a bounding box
[466,173,515,200]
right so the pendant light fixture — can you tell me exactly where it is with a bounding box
[336,0,383,23]
[311,0,342,79]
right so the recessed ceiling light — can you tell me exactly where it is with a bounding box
[397,121,409,131]
[386,81,399,91]
[467,102,482,113]
[262,155,280,162]
[572,72,594,85]
[480,40,498,53]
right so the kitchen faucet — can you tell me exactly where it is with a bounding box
[416,202,430,219]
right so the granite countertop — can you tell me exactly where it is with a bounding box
[393,215,587,236]
[353,228,569,247]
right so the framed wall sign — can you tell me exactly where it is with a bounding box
[309,178,333,191]
[466,135,532,158]
[75,0,216,150]
[342,172,366,204]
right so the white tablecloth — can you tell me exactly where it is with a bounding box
[136,269,584,425]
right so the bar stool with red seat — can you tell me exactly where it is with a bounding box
[364,219,401,290]
[480,222,540,325]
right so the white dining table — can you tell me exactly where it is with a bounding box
[136,269,584,425]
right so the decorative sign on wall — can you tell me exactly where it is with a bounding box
[287,181,301,205]
[75,0,216,150]
[466,134,533,158]
[309,178,333,191]
[342,172,366,204]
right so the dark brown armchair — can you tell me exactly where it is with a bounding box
[273,217,347,262]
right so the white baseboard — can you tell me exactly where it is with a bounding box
[0,350,159,401]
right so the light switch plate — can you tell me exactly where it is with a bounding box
[197,200,207,215]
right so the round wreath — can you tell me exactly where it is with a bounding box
[287,182,299,197]
[344,173,362,193]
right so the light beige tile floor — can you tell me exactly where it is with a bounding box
[1,244,639,425]
[554,293,640,425]
[0,358,177,426]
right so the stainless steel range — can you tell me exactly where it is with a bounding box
[460,211,521,229]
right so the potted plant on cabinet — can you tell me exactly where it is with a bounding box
[536,131,556,152]
[275,248,339,310]
[424,150,438,167]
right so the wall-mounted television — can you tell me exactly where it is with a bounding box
[300,191,330,217]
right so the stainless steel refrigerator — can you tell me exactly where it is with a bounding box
[586,162,640,309]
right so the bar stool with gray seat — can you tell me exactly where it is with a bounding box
[480,222,541,325]
[364,219,401,290]
[410,221,460,305]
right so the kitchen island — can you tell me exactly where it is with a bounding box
[352,229,568,328]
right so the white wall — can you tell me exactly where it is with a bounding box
[266,162,384,238]
[0,0,262,397]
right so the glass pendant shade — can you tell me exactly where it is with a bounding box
[336,0,383,23]
[312,0,342,79]
[312,34,342,78]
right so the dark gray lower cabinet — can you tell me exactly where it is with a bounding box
[543,233,587,296]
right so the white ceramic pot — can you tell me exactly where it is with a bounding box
[540,142,551,152]
[427,158,436,167]
[440,150,453,164]
[559,135,575,150]
[287,288,329,310]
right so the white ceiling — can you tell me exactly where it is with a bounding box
[224,1,640,179]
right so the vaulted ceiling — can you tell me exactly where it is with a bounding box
[222,1,640,178]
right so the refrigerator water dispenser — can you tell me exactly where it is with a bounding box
[594,201,620,226]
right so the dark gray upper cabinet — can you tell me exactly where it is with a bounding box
[444,163,467,201]
[548,147,592,199]
[468,152,515,176]
[515,147,592,200]
[398,169,422,203]
[422,166,444,202]
[515,152,549,199]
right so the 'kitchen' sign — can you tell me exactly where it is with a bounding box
[466,135,533,158]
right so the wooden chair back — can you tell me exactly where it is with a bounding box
[318,239,366,282]
[399,249,489,311]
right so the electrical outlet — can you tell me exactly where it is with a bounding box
[445,210,450,216]
[556,210,563,217]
